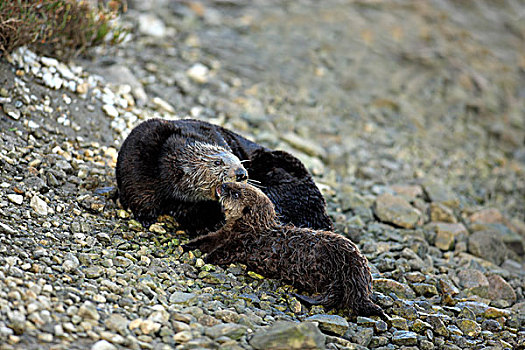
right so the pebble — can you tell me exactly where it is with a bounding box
[468,230,510,265]
[102,104,119,118]
[187,63,210,83]
[457,269,490,297]
[139,319,161,335]
[105,314,129,334]
[373,278,416,299]
[138,14,167,37]
[392,330,419,346]
[374,193,421,228]
[429,202,457,223]
[78,301,100,321]
[3,104,21,120]
[469,208,504,224]
[30,195,49,215]
[281,132,327,159]
[169,292,197,305]
[456,319,481,337]
[427,222,468,251]
[7,194,23,205]
[305,314,349,336]
[422,180,460,208]
[205,323,247,340]
[486,274,517,304]
[249,322,325,350]
[91,340,117,350]
[84,266,104,278]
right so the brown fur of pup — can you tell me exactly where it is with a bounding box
[185,182,386,318]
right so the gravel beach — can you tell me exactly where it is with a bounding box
[0,1,524,349]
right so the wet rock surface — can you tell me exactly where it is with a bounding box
[0,0,524,349]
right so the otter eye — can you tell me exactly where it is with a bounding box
[232,192,240,199]
[214,160,223,166]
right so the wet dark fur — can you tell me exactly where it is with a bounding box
[186,182,385,318]
[116,118,332,234]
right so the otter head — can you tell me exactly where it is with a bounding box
[174,142,248,201]
[216,182,277,228]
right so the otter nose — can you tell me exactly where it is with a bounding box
[235,168,248,182]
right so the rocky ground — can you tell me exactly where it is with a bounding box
[1,0,524,349]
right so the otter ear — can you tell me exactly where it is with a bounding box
[242,207,251,215]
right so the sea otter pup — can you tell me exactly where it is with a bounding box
[116,118,332,234]
[185,182,385,318]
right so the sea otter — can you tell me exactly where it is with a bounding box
[116,118,332,234]
[184,182,385,318]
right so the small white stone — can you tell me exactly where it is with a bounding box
[152,97,175,113]
[187,63,209,83]
[41,56,58,67]
[28,120,40,129]
[7,194,23,205]
[30,195,49,216]
[102,104,119,118]
[138,14,166,37]
[111,119,127,133]
[56,63,75,80]
[91,340,117,350]
[42,72,63,89]
[3,105,20,120]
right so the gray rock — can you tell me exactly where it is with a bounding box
[169,292,197,305]
[457,269,489,297]
[471,223,524,256]
[349,327,374,347]
[455,319,481,337]
[84,266,104,279]
[281,132,327,159]
[374,193,421,228]
[426,222,468,251]
[486,274,517,305]
[78,301,100,321]
[249,321,325,350]
[392,330,418,346]
[427,315,450,337]
[422,180,459,208]
[113,256,133,268]
[468,230,509,265]
[373,278,416,299]
[305,314,349,336]
[429,202,457,223]
[205,323,247,340]
[62,257,80,273]
[105,313,130,334]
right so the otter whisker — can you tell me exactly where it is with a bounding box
[247,179,266,189]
